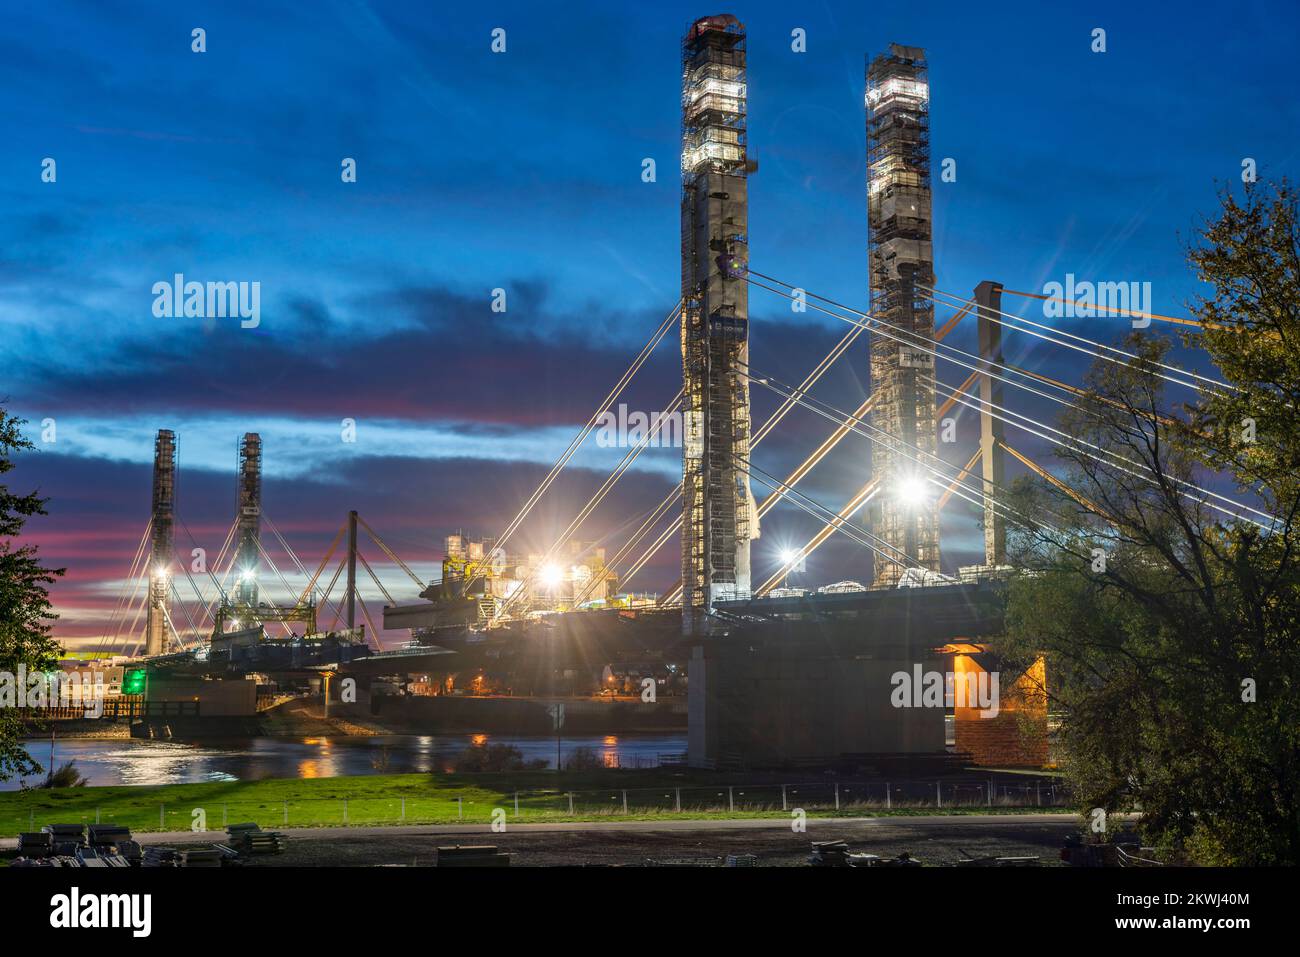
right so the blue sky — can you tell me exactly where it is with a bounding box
[3,0,1298,648]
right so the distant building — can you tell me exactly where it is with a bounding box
[601,661,679,696]
[432,533,617,621]
[57,661,126,697]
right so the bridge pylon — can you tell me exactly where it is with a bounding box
[866,43,941,585]
[145,429,176,656]
[679,14,758,634]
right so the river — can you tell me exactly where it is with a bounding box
[5,732,689,790]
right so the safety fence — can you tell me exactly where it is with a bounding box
[4,777,1069,836]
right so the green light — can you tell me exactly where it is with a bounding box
[122,668,147,695]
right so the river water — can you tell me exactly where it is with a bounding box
[5,732,689,790]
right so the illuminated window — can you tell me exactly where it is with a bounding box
[867,77,929,107]
[690,78,745,104]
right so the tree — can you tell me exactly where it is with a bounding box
[996,180,1300,865]
[0,406,64,781]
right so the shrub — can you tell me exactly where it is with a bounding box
[453,743,547,772]
[564,747,604,771]
[41,760,88,788]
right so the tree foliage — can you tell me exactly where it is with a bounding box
[0,407,64,780]
[997,180,1300,864]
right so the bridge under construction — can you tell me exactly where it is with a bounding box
[93,15,1260,770]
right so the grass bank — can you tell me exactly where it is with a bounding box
[0,770,1074,836]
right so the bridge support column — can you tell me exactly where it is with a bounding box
[974,281,1006,567]
[346,510,358,630]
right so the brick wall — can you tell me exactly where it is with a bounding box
[953,655,1048,768]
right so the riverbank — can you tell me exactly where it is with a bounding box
[20,704,385,742]
[255,699,395,736]
[20,720,132,740]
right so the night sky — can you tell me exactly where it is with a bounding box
[4,0,1298,652]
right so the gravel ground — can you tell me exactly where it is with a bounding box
[239,817,1075,867]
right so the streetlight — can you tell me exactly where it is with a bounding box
[538,563,564,591]
[894,475,931,508]
[778,547,805,588]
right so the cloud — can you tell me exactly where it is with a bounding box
[26,412,683,482]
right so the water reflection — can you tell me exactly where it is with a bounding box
[5,733,687,790]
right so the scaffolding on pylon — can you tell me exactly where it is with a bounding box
[865,43,940,586]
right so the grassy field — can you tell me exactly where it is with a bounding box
[0,770,1073,836]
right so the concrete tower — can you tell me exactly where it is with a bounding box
[144,429,176,656]
[865,44,940,586]
[233,433,262,607]
[680,14,757,634]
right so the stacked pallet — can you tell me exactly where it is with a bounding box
[245,833,285,854]
[42,823,86,856]
[16,832,54,858]
[42,823,85,840]
[141,846,182,867]
[436,845,511,868]
[181,847,224,868]
[951,854,1041,867]
[9,855,79,868]
[75,846,105,866]
[9,822,146,868]
[807,841,921,868]
[227,823,285,855]
[808,840,857,866]
[11,848,130,868]
[116,840,144,865]
[212,844,243,865]
[642,857,721,867]
[87,824,132,850]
